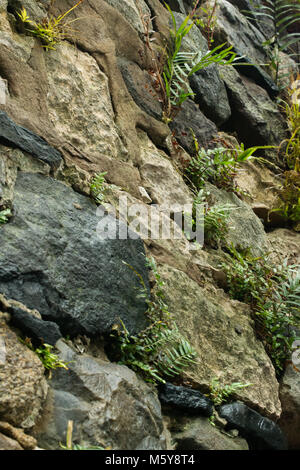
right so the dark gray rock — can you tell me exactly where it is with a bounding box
[0,111,62,168]
[226,0,275,39]
[213,0,268,65]
[8,305,62,347]
[220,65,286,148]
[158,382,214,417]
[189,64,231,126]
[169,99,218,154]
[279,364,300,450]
[232,51,279,98]
[219,402,288,450]
[0,172,150,337]
[35,340,168,450]
[159,0,186,14]
[118,58,162,121]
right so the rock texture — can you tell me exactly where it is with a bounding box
[0,111,62,168]
[167,414,249,450]
[159,382,213,416]
[205,182,269,255]
[159,264,281,419]
[279,364,300,450]
[220,66,286,148]
[0,321,48,429]
[0,172,150,337]
[34,340,168,450]
[219,402,288,450]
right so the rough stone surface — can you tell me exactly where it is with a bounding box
[267,229,300,266]
[0,421,37,449]
[8,305,62,347]
[220,66,286,148]
[159,264,281,419]
[207,0,268,64]
[158,383,213,416]
[170,99,218,154]
[233,54,278,98]
[0,321,48,429]
[138,130,193,207]
[34,340,168,450]
[118,58,163,121]
[205,182,269,255]
[0,145,50,207]
[160,0,186,14]
[219,402,288,450]
[0,172,150,337]
[0,111,62,168]
[0,432,23,450]
[279,364,300,450]
[166,413,249,450]
[45,42,127,164]
[189,64,231,126]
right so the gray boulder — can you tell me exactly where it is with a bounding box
[0,172,150,337]
[219,402,288,450]
[279,364,300,450]
[34,340,168,450]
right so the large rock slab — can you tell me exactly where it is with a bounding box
[45,42,127,164]
[34,340,168,450]
[205,0,268,64]
[189,64,231,126]
[220,66,286,148]
[0,321,48,429]
[279,364,300,449]
[0,172,150,337]
[170,99,218,154]
[118,58,163,121]
[159,264,281,419]
[219,402,288,450]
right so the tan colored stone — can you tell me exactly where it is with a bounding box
[159,264,281,419]
[138,130,194,206]
[267,228,300,266]
[0,432,23,450]
[0,322,48,429]
[0,421,37,449]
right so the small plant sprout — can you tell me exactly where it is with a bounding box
[90,172,107,204]
[0,208,11,224]
[208,377,252,406]
[17,0,84,50]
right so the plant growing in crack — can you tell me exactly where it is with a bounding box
[17,0,84,50]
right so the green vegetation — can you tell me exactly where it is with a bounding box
[185,140,275,194]
[162,3,236,122]
[272,77,300,226]
[90,172,107,204]
[207,377,252,406]
[17,0,84,50]
[190,189,235,248]
[247,0,300,84]
[109,257,197,384]
[0,208,11,224]
[221,245,300,374]
[20,338,69,371]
